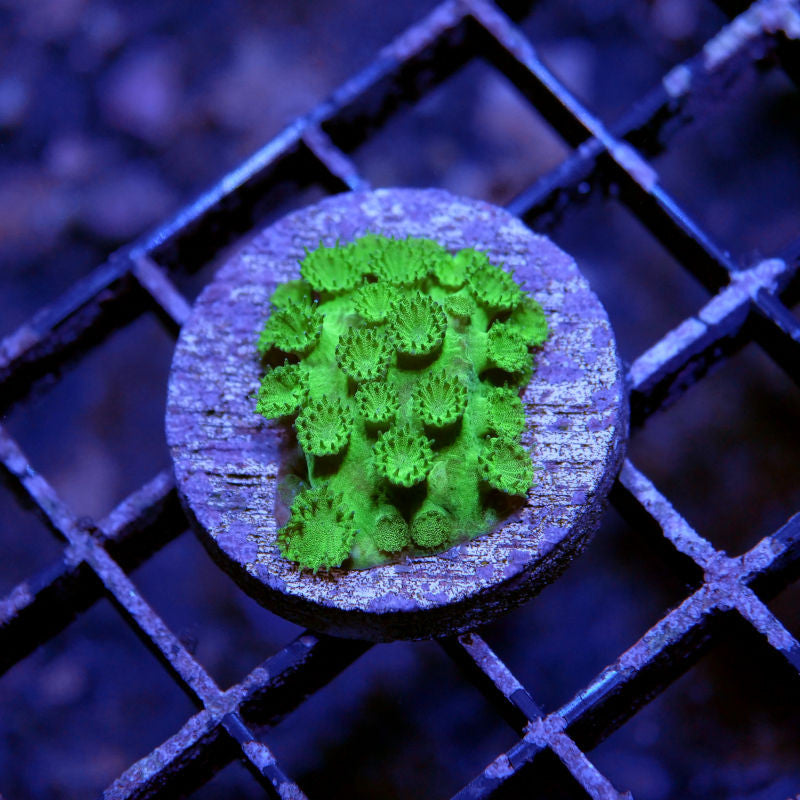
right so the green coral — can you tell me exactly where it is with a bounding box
[390,292,447,363]
[412,372,467,432]
[254,234,549,570]
[374,425,434,488]
[508,295,548,346]
[335,327,393,383]
[278,486,356,571]
[372,506,410,553]
[256,362,308,418]
[355,381,400,431]
[482,386,525,439]
[466,256,523,315]
[269,279,313,310]
[433,253,469,290]
[486,323,531,377]
[295,398,351,457]
[444,292,474,320]
[257,300,322,357]
[300,242,364,294]
[411,503,452,548]
[479,437,535,496]
[372,237,430,286]
[351,282,400,325]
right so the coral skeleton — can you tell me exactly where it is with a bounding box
[255,234,548,570]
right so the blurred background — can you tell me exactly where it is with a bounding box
[1,0,800,797]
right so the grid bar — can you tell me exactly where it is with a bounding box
[132,255,192,332]
[626,258,794,425]
[302,126,373,194]
[222,713,308,800]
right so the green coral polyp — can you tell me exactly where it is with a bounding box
[390,293,447,361]
[372,506,410,553]
[372,237,430,286]
[466,255,523,314]
[509,295,548,347]
[486,323,531,376]
[355,382,400,430]
[278,486,357,572]
[269,279,313,310]
[374,425,434,488]
[300,242,363,294]
[479,437,535,496]
[413,372,467,431]
[255,233,549,571]
[444,292,474,320]
[411,503,451,548]
[256,362,308,418]
[335,327,393,383]
[482,386,525,439]
[352,282,399,325]
[295,398,351,457]
[257,300,322,357]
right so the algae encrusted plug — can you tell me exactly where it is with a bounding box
[255,234,549,572]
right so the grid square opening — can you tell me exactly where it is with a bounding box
[0,597,196,798]
[0,482,65,596]
[655,65,800,262]
[763,577,800,648]
[492,745,604,799]
[348,59,570,207]
[262,640,518,799]
[189,758,264,799]
[132,529,303,690]
[628,340,800,555]
[516,0,727,124]
[481,504,697,715]
[4,311,175,521]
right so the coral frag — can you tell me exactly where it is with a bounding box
[255,234,548,571]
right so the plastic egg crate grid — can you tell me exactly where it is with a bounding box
[2,0,799,797]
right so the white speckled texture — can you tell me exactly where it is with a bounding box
[166,188,627,641]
